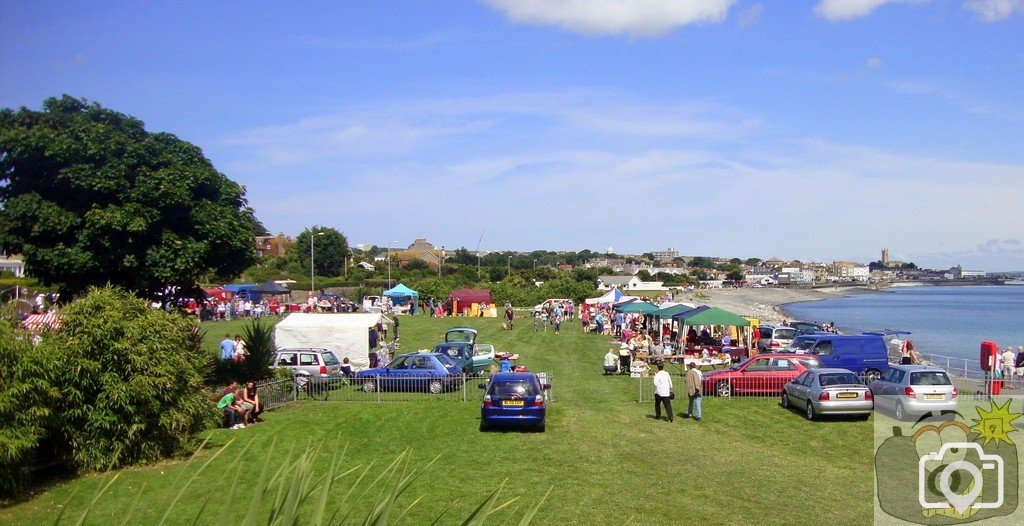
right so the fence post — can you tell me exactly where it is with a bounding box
[376,375,380,403]
[462,373,467,402]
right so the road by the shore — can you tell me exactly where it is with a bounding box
[694,286,872,325]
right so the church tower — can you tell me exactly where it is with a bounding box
[881,248,889,266]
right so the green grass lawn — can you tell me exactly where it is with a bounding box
[1,314,874,525]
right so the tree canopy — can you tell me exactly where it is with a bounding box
[294,226,350,277]
[0,95,261,301]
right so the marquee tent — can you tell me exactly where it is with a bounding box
[383,283,418,300]
[249,280,292,295]
[586,288,622,305]
[616,301,660,314]
[274,313,383,370]
[671,305,752,351]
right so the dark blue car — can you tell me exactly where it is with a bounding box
[356,352,462,394]
[479,372,549,432]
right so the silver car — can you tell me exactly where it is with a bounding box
[782,368,873,420]
[269,348,345,385]
[868,365,958,421]
[758,326,797,353]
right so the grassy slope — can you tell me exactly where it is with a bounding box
[0,314,873,525]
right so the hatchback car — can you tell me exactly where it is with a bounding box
[868,365,958,421]
[703,353,823,397]
[479,372,549,432]
[356,352,462,394]
[270,348,344,385]
[757,326,798,352]
[431,341,495,374]
[781,368,873,420]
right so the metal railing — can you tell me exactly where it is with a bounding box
[259,372,554,406]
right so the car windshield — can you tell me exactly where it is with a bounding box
[320,352,339,365]
[489,380,539,397]
[435,355,457,368]
[774,329,797,340]
[794,357,822,369]
[818,373,861,386]
[789,339,815,352]
[446,330,475,343]
[433,344,466,358]
[910,371,951,386]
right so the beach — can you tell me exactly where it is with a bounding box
[696,286,871,325]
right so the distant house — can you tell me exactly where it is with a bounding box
[0,253,25,277]
[393,238,445,270]
[357,262,375,271]
[596,275,667,291]
[255,233,294,257]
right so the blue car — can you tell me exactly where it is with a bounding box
[356,352,462,394]
[479,372,549,432]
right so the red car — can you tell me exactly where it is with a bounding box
[702,353,823,397]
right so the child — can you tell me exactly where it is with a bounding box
[532,311,539,332]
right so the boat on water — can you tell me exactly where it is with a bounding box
[1004,279,1024,285]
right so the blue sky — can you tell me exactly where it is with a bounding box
[2,1,1023,270]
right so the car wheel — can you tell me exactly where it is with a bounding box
[536,422,546,433]
[781,391,790,409]
[716,381,732,398]
[805,401,816,420]
[894,401,906,422]
[361,379,377,393]
[479,420,490,432]
[864,369,882,383]
[428,379,443,394]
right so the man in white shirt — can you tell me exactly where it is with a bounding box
[1002,347,1017,388]
[604,349,618,375]
[652,362,674,422]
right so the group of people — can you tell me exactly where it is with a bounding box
[997,345,1024,388]
[216,380,263,429]
[219,333,248,361]
[532,301,572,334]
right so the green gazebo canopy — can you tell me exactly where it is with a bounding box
[673,306,750,327]
[617,301,660,314]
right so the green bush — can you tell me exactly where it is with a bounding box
[37,286,217,472]
[0,310,58,496]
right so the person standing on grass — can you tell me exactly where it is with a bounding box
[505,303,515,329]
[233,334,247,362]
[652,362,674,422]
[220,333,234,361]
[684,362,703,421]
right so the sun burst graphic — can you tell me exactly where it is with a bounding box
[970,399,1020,446]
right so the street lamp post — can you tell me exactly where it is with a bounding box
[388,241,398,288]
[310,231,324,295]
[508,255,512,277]
[438,245,444,277]
[533,259,537,270]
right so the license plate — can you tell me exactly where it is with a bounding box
[924,394,944,400]
[504,400,524,406]
[836,392,858,399]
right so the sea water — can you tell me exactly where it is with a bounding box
[782,286,1024,365]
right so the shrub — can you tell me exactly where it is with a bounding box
[0,310,58,496]
[38,286,217,472]
[240,319,275,381]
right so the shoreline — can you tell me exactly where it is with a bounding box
[698,286,880,325]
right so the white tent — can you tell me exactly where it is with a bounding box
[585,288,640,305]
[274,313,383,370]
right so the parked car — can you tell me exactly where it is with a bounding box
[756,326,797,352]
[431,342,495,374]
[355,352,462,394]
[787,334,890,381]
[479,372,549,431]
[270,348,345,385]
[781,368,873,420]
[868,365,958,421]
[703,353,823,397]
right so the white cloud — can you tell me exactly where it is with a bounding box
[737,4,764,28]
[866,56,883,68]
[481,0,736,37]
[813,0,923,21]
[963,0,1024,21]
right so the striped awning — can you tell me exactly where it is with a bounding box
[22,311,61,334]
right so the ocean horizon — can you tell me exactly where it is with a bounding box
[781,285,1023,368]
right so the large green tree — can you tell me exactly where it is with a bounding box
[295,226,350,278]
[0,95,261,301]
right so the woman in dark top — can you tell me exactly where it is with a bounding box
[241,381,262,423]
